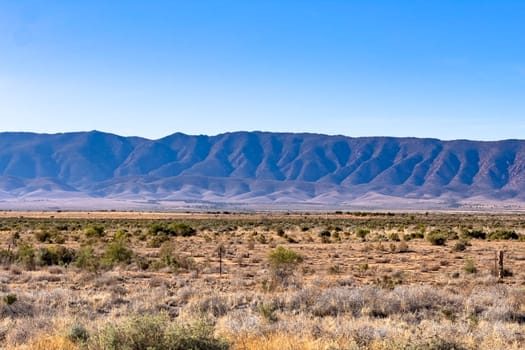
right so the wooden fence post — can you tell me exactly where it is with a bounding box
[498,250,504,279]
[218,244,224,275]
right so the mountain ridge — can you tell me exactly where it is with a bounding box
[0,130,524,209]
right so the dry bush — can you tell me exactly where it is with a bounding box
[88,314,229,350]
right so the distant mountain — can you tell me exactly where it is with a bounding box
[0,130,524,209]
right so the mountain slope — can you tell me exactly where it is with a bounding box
[0,131,524,208]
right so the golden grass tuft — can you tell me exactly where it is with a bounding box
[231,334,326,350]
[7,335,79,350]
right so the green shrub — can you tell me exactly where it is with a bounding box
[319,230,331,238]
[91,314,229,350]
[406,232,424,240]
[16,243,36,269]
[75,246,100,272]
[258,303,278,323]
[167,222,196,237]
[269,246,303,268]
[389,233,400,242]
[356,228,370,239]
[34,230,52,243]
[461,229,486,240]
[149,222,196,237]
[0,249,15,265]
[268,246,303,286]
[2,293,17,305]
[464,259,477,274]
[36,245,76,266]
[147,233,170,248]
[103,240,133,266]
[447,231,459,240]
[68,323,89,343]
[488,230,520,240]
[114,228,129,240]
[426,230,448,246]
[53,234,66,244]
[149,223,166,235]
[85,225,105,238]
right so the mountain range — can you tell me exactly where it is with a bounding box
[0,130,524,210]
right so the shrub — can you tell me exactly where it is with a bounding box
[286,235,298,244]
[319,230,331,238]
[268,246,303,286]
[150,222,196,237]
[0,248,15,265]
[85,225,105,238]
[256,234,268,244]
[356,228,370,240]
[461,229,486,240]
[258,303,278,323]
[68,323,89,343]
[103,240,133,266]
[148,233,170,248]
[91,314,229,350]
[16,243,36,269]
[488,230,520,240]
[33,229,65,243]
[167,222,196,236]
[114,228,129,240]
[2,293,17,305]
[426,230,448,246]
[451,241,468,252]
[149,223,166,235]
[406,232,424,240]
[389,233,401,242]
[75,246,100,272]
[328,264,342,274]
[464,259,477,274]
[158,242,195,271]
[34,230,52,243]
[269,246,303,268]
[36,246,76,266]
[53,234,66,244]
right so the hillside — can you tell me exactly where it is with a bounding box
[0,131,524,209]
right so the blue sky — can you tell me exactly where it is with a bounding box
[0,1,524,140]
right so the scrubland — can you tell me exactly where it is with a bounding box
[0,211,524,349]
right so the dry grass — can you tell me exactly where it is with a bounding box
[0,211,524,349]
[8,336,79,350]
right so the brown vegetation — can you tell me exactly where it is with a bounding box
[0,211,524,349]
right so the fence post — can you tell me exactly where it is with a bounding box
[498,250,504,279]
[218,244,224,275]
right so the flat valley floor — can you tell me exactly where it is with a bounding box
[0,211,524,349]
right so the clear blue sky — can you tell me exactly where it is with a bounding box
[0,1,524,140]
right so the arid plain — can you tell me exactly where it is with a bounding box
[0,211,524,349]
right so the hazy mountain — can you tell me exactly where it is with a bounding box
[0,130,524,209]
